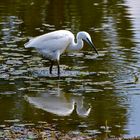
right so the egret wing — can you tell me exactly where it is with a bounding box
[24,30,72,51]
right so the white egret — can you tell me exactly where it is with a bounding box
[24,30,98,76]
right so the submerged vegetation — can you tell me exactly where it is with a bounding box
[0,120,140,140]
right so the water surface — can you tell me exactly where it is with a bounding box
[0,0,140,138]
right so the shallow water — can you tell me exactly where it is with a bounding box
[0,0,140,138]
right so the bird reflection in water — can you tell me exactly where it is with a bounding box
[25,87,91,117]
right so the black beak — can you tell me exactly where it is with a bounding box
[86,38,98,55]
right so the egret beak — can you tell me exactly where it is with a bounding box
[86,38,98,55]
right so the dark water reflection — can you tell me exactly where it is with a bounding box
[0,0,140,138]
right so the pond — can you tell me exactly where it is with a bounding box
[0,0,140,138]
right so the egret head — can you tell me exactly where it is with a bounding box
[77,31,98,55]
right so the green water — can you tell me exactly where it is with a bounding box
[0,0,140,137]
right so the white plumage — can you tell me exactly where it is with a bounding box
[24,30,98,77]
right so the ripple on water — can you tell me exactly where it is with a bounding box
[10,70,27,76]
[5,60,23,65]
[0,91,16,95]
[30,67,96,78]
[0,73,9,79]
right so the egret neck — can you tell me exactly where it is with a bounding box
[68,36,84,52]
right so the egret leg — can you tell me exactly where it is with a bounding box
[49,61,54,74]
[57,61,60,76]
